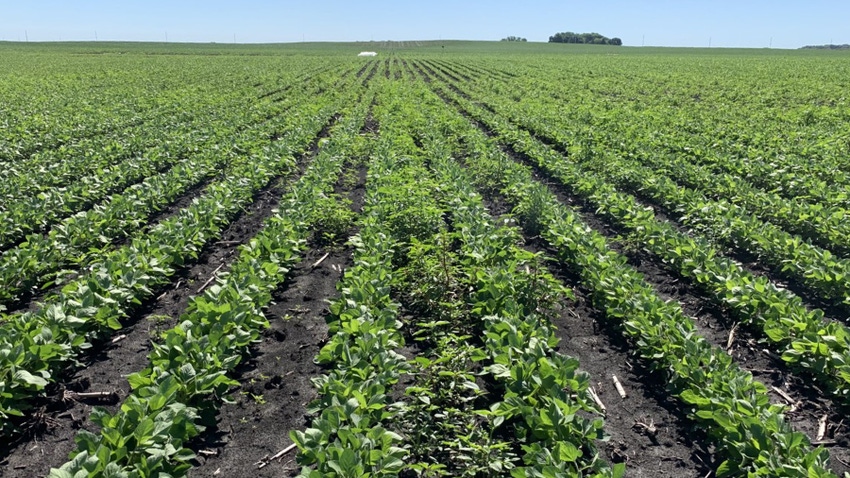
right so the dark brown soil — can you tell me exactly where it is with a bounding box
[392,58,402,80]
[355,62,369,78]
[399,59,417,80]
[188,149,368,478]
[556,303,716,476]
[187,246,350,478]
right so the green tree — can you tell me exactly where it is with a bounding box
[548,31,622,45]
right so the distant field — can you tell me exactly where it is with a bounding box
[1,41,849,478]
[5,38,850,55]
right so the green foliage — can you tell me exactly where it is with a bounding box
[376,167,446,248]
[0,101,337,434]
[549,31,622,45]
[43,81,373,476]
[438,65,850,407]
[295,144,409,477]
[310,194,356,246]
[9,41,850,478]
[295,83,619,477]
[399,337,508,477]
[423,71,838,476]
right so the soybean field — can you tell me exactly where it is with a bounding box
[1,41,850,477]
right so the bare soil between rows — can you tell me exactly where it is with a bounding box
[189,159,368,477]
[186,247,349,478]
[475,174,713,478]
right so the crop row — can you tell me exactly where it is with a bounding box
[407,95,621,476]
[0,86,349,436]
[0,69,357,310]
[0,68,149,163]
[292,89,408,477]
[467,73,850,259]
[0,149,232,309]
[441,60,850,212]
[409,68,836,477]
[0,54,339,164]
[49,90,372,478]
[1,90,227,198]
[446,68,850,295]
[294,78,620,476]
[421,68,850,409]
[0,68,347,250]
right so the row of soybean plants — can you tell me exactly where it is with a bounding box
[0,72,357,438]
[430,62,850,309]
[401,80,620,478]
[0,60,343,250]
[0,53,268,185]
[551,54,849,188]
[440,61,850,283]
[0,65,351,310]
[0,51,334,166]
[0,51,155,163]
[454,54,850,218]
[292,79,621,477]
[451,56,850,211]
[453,55,850,210]
[0,53,335,179]
[411,64,837,477]
[0,73,234,197]
[423,64,850,405]
[48,83,374,478]
[455,62,850,260]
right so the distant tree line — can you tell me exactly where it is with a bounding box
[549,31,622,46]
[800,44,850,50]
[501,36,527,42]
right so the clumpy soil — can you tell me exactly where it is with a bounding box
[189,158,369,477]
[188,247,351,477]
[479,187,713,477]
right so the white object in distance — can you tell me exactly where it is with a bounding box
[358,51,378,57]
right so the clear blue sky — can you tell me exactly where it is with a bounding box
[1,0,847,48]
